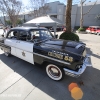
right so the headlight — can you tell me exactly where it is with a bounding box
[75,65,82,69]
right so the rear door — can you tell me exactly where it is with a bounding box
[15,30,34,64]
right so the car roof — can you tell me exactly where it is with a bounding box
[89,26,100,28]
[11,27,47,31]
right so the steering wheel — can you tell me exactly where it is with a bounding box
[33,35,36,39]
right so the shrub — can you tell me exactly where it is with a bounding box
[74,26,88,30]
[59,32,79,42]
[78,28,85,32]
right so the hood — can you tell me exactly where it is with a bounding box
[44,39,85,47]
[41,39,85,55]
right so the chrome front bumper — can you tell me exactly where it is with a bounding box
[63,54,92,78]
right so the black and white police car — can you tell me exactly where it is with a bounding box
[0,27,92,81]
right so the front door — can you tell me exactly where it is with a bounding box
[4,30,18,56]
[15,30,34,64]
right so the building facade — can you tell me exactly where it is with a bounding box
[0,1,100,28]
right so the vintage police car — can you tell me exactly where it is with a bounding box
[0,27,91,81]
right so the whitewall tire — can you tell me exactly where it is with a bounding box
[46,64,64,81]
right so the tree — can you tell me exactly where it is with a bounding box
[80,0,97,28]
[6,19,23,26]
[66,0,73,33]
[29,0,50,17]
[0,0,22,26]
[5,20,12,25]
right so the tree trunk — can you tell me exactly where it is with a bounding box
[80,0,83,28]
[66,0,72,33]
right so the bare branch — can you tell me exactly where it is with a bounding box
[0,0,22,26]
[83,0,98,15]
[29,0,50,17]
[82,0,87,4]
[96,14,100,20]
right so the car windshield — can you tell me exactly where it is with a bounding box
[30,29,54,41]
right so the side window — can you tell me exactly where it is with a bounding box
[7,30,18,39]
[30,30,40,40]
[40,30,50,37]
[19,31,30,41]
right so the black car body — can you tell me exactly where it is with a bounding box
[0,27,91,81]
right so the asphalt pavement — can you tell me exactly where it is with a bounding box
[0,29,100,100]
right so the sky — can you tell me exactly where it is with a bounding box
[20,0,99,13]
[22,0,65,6]
[22,0,97,6]
[0,0,98,16]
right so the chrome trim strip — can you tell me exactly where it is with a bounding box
[75,44,84,49]
[33,52,71,65]
[5,44,33,54]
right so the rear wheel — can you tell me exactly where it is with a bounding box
[97,33,100,36]
[95,32,97,35]
[4,52,10,57]
[4,50,11,57]
[46,64,64,81]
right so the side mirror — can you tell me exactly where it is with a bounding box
[55,34,58,39]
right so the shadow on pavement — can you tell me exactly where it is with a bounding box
[86,47,100,59]
[79,39,89,43]
[0,53,100,100]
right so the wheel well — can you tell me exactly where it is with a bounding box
[42,60,64,69]
[42,61,49,67]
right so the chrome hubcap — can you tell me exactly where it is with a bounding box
[48,66,60,78]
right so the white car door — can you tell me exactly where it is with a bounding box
[4,30,18,56]
[15,30,34,64]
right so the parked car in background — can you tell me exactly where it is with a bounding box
[91,26,100,34]
[86,26,100,34]
[97,32,100,36]
[95,28,100,35]
[86,27,91,33]
[50,27,63,32]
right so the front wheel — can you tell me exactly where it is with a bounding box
[46,64,64,81]
[97,33,100,36]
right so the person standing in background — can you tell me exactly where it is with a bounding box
[10,25,13,28]
[2,26,6,37]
